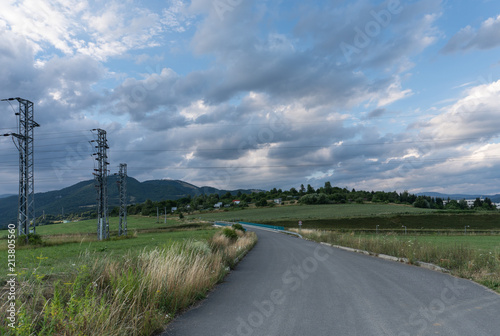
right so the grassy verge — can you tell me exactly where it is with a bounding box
[298,229,500,293]
[0,228,257,335]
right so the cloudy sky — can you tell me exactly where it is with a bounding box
[1,0,500,196]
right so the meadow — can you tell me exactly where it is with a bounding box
[0,216,257,335]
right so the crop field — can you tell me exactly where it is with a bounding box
[190,203,500,233]
[190,203,436,222]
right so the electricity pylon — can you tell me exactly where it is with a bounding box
[2,97,39,242]
[91,129,109,240]
[117,163,127,236]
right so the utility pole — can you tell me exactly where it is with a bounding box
[91,129,109,240]
[2,97,39,243]
[117,163,127,236]
[157,207,159,223]
[164,207,167,224]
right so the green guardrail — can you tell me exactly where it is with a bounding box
[239,221,285,231]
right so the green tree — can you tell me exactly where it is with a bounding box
[256,199,268,207]
[458,199,468,210]
[413,196,430,209]
[324,182,333,194]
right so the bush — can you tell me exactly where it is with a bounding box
[255,199,268,207]
[222,228,238,240]
[232,223,245,233]
[299,193,330,205]
[17,233,43,246]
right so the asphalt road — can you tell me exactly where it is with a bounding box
[162,227,500,336]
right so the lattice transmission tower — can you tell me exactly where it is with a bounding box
[1,97,39,241]
[117,163,127,236]
[91,129,109,240]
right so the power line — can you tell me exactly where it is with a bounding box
[1,97,39,241]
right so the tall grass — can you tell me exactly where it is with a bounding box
[0,230,257,335]
[299,229,500,293]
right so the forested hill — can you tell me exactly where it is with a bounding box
[0,178,260,228]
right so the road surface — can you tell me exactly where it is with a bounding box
[163,227,500,336]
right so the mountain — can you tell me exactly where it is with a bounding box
[417,192,500,203]
[0,178,262,228]
[0,194,15,199]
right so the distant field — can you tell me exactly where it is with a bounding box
[190,203,500,232]
[190,203,436,222]
[27,215,180,236]
[273,213,500,232]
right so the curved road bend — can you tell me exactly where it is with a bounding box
[163,227,500,336]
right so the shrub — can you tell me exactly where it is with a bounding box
[232,223,245,233]
[222,228,238,240]
[17,233,43,246]
[255,199,268,207]
[299,193,330,205]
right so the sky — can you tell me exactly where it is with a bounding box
[1,0,500,196]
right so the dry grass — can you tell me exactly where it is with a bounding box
[300,229,500,293]
[0,230,257,335]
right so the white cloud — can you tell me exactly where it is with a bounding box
[0,0,184,61]
[421,80,500,140]
[442,14,500,53]
[376,79,413,107]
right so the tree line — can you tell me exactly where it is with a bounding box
[120,181,498,217]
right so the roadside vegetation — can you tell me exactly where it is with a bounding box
[298,229,500,293]
[0,219,257,335]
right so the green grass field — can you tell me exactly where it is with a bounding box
[0,215,256,336]
[31,215,179,235]
[0,216,217,283]
[7,230,216,281]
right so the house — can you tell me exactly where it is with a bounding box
[443,198,486,208]
[232,200,241,205]
[274,198,282,205]
[171,207,177,212]
[214,202,223,208]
